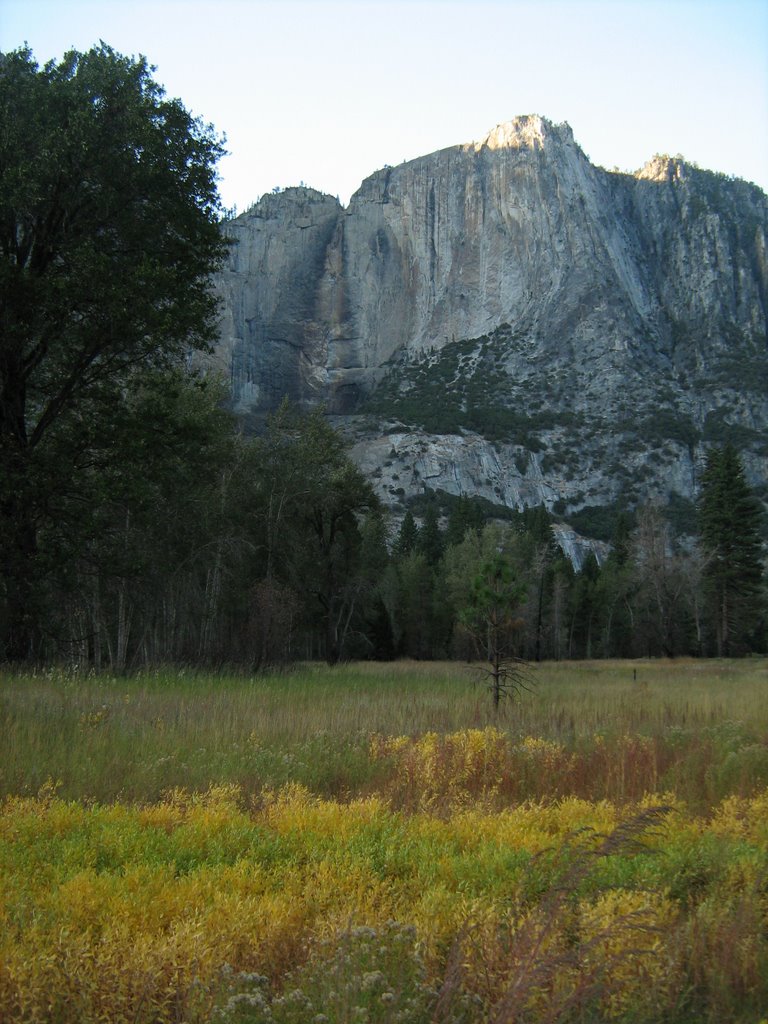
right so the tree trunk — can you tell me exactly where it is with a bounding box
[535,573,545,662]
[325,598,340,665]
[720,588,729,658]
[0,361,38,661]
[110,511,135,671]
[91,573,103,672]
[492,651,501,712]
[115,580,132,672]
[1,502,39,661]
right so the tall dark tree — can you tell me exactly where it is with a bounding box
[519,505,559,662]
[631,504,690,657]
[610,512,634,569]
[395,510,419,557]
[0,45,226,659]
[569,552,602,658]
[253,406,380,664]
[417,502,444,567]
[445,494,483,547]
[549,554,576,660]
[394,551,439,659]
[69,373,237,670]
[698,445,765,655]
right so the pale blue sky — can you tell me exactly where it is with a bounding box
[3,0,767,210]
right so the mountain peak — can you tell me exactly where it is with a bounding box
[636,153,690,183]
[475,115,575,152]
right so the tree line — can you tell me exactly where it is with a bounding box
[2,375,765,667]
[381,447,765,664]
[1,44,765,669]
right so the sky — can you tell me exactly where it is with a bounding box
[2,0,767,212]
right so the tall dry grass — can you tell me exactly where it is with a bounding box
[2,659,767,807]
[2,659,768,1023]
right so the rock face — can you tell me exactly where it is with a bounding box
[215,189,343,415]
[214,116,768,522]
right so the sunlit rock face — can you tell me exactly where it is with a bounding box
[214,116,768,519]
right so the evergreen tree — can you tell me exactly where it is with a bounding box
[549,555,576,660]
[519,505,558,661]
[417,503,444,566]
[631,504,690,657]
[358,510,390,580]
[698,445,765,655]
[395,511,419,557]
[256,406,380,664]
[569,552,602,658]
[522,504,557,548]
[459,552,530,711]
[354,510,395,659]
[394,552,438,659]
[595,510,636,657]
[445,494,483,547]
[610,511,634,568]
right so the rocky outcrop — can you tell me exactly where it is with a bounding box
[213,116,768,521]
[215,188,342,414]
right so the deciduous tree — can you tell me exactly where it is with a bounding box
[0,44,226,659]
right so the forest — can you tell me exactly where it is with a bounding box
[1,380,766,670]
[0,45,765,671]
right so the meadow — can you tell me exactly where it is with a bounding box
[1,659,767,1023]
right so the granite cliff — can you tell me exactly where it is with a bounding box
[214,116,768,534]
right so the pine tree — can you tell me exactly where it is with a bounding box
[698,445,765,655]
[610,511,634,568]
[417,503,444,566]
[570,552,602,658]
[445,494,483,547]
[395,511,419,557]
[459,553,530,711]
[598,511,636,657]
[520,505,558,661]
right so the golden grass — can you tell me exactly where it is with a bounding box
[0,781,766,1023]
[1,660,767,1020]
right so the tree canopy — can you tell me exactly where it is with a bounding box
[0,43,227,658]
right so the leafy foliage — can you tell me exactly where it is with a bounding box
[0,44,226,659]
[246,403,381,664]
